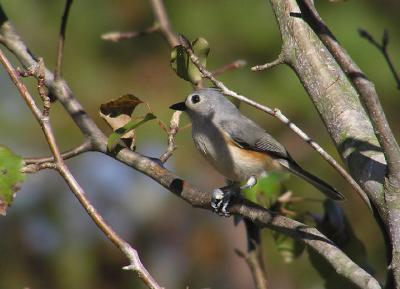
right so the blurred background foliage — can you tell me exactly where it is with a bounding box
[0,0,399,288]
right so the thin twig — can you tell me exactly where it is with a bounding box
[0,6,382,288]
[251,53,285,71]
[22,162,57,173]
[235,248,269,289]
[181,41,372,211]
[55,0,73,79]
[148,0,179,47]
[0,48,162,289]
[24,139,92,164]
[236,219,269,289]
[358,29,400,90]
[101,24,160,42]
[212,59,247,76]
[159,111,182,163]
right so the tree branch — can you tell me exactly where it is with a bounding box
[181,41,372,211]
[295,0,400,285]
[24,139,92,164]
[297,0,400,185]
[212,59,247,76]
[358,29,400,90]
[235,219,269,289]
[148,0,179,47]
[0,45,162,289]
[55,0,73,79]
[251,53,285,72]
[101,24,160,42]
[159,111,181,163]
[0,3,382,288]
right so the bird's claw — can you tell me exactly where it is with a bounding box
[211,188,233,217]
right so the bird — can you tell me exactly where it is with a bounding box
[170,88,344,215]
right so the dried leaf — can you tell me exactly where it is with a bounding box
[100,94,144,150]
[0,145,25,216]
[107,113,156,151]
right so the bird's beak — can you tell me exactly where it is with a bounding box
[169,102,187,111]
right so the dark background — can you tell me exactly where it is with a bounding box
[0,0,399,288]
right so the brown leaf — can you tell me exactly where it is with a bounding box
[99,94,144,150]
[99,94,143,117]
[0,200,8,216]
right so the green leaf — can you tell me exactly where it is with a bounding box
[0,145,25,216]
[271,231,305,263]
[107,113,156,151]
[100,94,150,150]
[242,172,289,206]
[170,37,210,84]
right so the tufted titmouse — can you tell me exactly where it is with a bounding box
[170,88,344,214]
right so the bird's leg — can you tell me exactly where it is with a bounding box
[211,186,236,217]
[211,176,257,217]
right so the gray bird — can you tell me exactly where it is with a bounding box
[170,88,344,215]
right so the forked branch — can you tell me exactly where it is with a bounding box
[0,48,163,289]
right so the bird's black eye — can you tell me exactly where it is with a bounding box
[191,94,200,104]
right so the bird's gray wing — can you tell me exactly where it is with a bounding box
[219,118,290,160]
[219,117,344,200]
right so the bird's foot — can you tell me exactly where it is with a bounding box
[211,186,236,217]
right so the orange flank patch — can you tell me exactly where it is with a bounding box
[226,137,283,172]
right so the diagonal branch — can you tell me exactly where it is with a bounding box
[181,41,372,211]
[0,4,381,289]
[0,48,162,289]
[297,0,400,183]
[295,1,400,285]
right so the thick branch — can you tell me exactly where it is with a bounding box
[182,43,372,211]
[295,1,400,285]
[297,0,400,185]
[262,0,387,219]
[0,4,381,288]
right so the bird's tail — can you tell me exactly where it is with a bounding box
[282,161,345,200]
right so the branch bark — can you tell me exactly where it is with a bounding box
[264,0,398,286]
[0,47,162,289]
[0,3,383,289]
[182,43,372,211]
[266,0,387,212]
